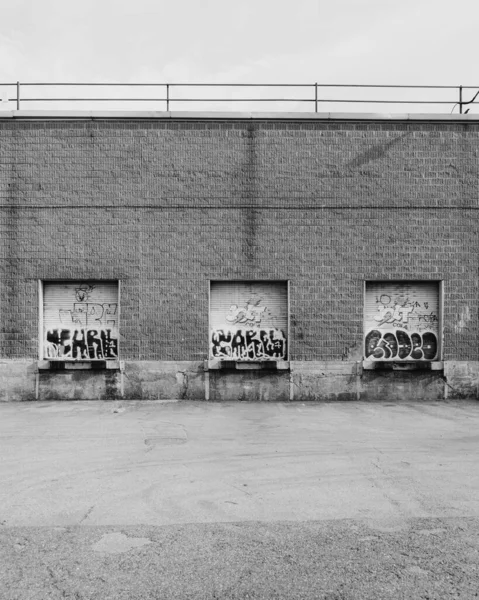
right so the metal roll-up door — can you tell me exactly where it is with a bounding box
[43,281,119,361]
[364,281,439,361]
[210,281,288,361]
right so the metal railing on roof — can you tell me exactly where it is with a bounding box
[0,82,478,114]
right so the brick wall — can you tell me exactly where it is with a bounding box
[0,116,478,399]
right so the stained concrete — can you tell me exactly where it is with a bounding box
[0,359,478,401]
[1,399,479,526]
[209,369,290,402]
[1,400,479,599]
[445,360,479,399]
[122,361,205,400]
[0,360,36,401]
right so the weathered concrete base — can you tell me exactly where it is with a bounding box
[0,361,36,402]
[208,369,290,402]
[359,370,445,401]
[38,370,122,401]
[122,361,204,400]
[291,361,360,401]
[0,360,477,401]
[37,362,205,401]
[444,361,479,399]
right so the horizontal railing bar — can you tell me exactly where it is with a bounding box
[300,84,462,89]
[172,99,455,104]
[19,83,167,87]
[3,82,478,113]
[15,98,313,103]
[18,82,314,88]
[315,99,454,104]
[172,83,465,89]
[13,82,478,89]
[16,98,169,102]
[12,98,456,104]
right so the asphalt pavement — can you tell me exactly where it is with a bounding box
[1,399,478,599]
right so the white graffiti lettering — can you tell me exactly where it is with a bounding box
[225,300,267,326]
[374,303,414,326]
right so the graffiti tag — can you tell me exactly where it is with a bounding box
[365,329,437,361]
[45,300,118,360]
[374,303,414,327]
[418,312,439,324]
[373,294,438,331]
[45,328,118,360]
[75,284,95,303]
[225,300,267,326]
[211,328,287,360]
[59,303,117,329]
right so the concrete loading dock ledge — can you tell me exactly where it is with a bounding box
[0,110,478,401]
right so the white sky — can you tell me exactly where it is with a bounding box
[0,0,478,112]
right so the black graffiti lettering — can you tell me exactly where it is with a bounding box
[262,329,287,358]
[261,330,274,358]
[67,303,118,329]
[88,304,104,326]
[72,329,88,360]
[377,339,391,359]
[396,330,412,359]
[46,329,72,358]
[75,284,95,303]
[410,333,423,360]
[211,328,287,361]
[365,329,438,361]
[231,330,246,359]
[245,330,262,359]
[211,330,233,358]
[104,303,117,316]
[101,329,118,359]
[365,330,382,358]
[372,333,398,359]
[383,333,398,358]
[377,294,391,305]
[418,312,439,324]
[72,303,88,328]
[45,328,118,360]
[422,332,437,360]
[87,329,102,360]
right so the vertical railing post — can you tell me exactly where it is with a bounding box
[315,82,318,113]
[166,84,170,111]
[459,85,463,114]
[16,81,20,110]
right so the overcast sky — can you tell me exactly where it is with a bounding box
[1,0,478,112]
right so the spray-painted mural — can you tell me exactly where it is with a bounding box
[210,282,288,361]
[43,283,119,360]
[364,283,439,361]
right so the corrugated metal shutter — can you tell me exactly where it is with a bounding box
[43,282,119,361]
[210,282,288,361]
[364,282,439,361]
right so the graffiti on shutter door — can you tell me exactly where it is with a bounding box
[43,282,119,360]
[364,282,439,361]
[210,282,288,361]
